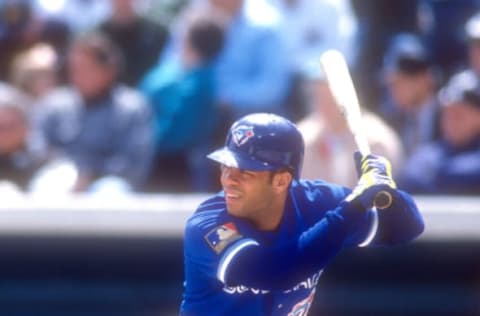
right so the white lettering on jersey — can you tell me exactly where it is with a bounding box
[223,285,270,295]
[222,270,322,295]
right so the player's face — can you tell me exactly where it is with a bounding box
[220,165,281,222]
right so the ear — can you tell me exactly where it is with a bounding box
[272,171,293,194]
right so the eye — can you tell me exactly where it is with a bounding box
[240,170,255,178]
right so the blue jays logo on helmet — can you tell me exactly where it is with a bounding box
[207,113,305,178]
[232,125,255,146]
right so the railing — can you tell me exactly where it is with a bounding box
[0,194,478,240]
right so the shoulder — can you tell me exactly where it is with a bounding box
[37,87,80,112]
[291,179,349,211]
[186,193,228,235]
[185,193,246,256]
[447,69,477,85]
[140,60,184,96]
[242,0,282,31]
[112,85,151,114]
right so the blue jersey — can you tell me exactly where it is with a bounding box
[180,179,424,316]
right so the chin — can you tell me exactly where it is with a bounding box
[226,203,246,218]
[226,204,240,216]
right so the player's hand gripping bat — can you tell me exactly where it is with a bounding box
[319,50,393,209]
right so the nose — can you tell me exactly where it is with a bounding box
[221,166,240,184]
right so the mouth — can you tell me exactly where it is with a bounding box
[224,188,242,202]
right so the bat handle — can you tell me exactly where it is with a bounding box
[374,190,393,209]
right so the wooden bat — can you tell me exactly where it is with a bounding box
[319,49,393,209]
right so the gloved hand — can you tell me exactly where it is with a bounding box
[346,151,396,209]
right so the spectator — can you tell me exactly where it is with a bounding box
[398,71,480,195]
[140,10,225,192]
[141,0,189,26]
[465,12,480,77]
[350,0,418,112]
[98,0,169,86]
[37,32,153,193]
[0,83,48,192]
[0,0,70,81]
[269,0,358,121]
[9,42,60,100]
[206,0,291,122]
[429,11,480,126]
[271,0,357,71]
[381,33,441,156]
[32,0,111,35]
[297,62,404,187]
[417,0,480,79]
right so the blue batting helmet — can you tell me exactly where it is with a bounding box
[207,113,305,178]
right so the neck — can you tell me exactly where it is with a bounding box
[253,193,288,231]
[83,86,113,105]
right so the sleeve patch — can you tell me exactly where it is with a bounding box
[204,222,243,254]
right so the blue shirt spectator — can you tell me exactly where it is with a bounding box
[159,0,290,122]
[37,32,153,192]
[139,11,225,191]
[399,71,480,194]
[381,33,441,156]
[210,0,290,119]
[270,0,358,72]
[269,0,358,120]
[141,61,218,155]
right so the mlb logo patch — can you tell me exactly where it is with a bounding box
[205,222,242,254]
[231,125,255,146]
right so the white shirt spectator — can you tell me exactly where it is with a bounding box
[32,0,111,34]
[269,0,358,72]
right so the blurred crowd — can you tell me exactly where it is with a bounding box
[0,0,479,195]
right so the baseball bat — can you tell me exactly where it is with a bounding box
[319,49,393,209]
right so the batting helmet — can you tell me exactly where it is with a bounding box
[207,113,305,178]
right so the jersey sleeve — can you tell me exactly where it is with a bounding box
[183,213,259,294]
[368,189,424,246]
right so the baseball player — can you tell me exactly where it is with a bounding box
[180,113,424,316]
